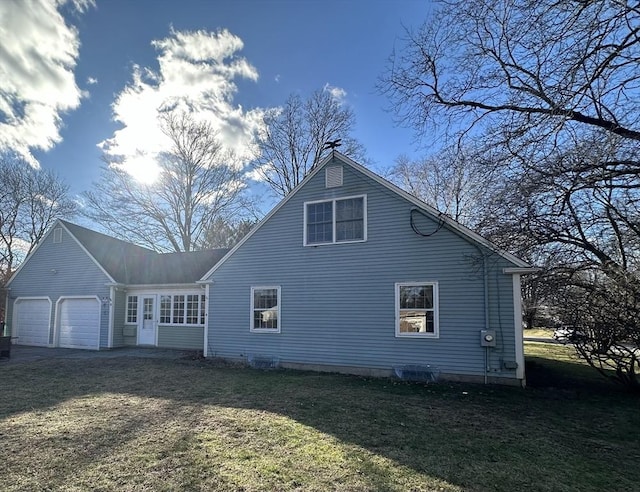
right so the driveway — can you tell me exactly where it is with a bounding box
[0,345,199,363]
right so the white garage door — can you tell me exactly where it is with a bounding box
[58,298,100,349]
[15,298,51,347]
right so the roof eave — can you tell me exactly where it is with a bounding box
[123,282,206,289]
[503,267,540,274]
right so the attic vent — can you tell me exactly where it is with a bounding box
[53,227,62,244]
[325,166,343,188]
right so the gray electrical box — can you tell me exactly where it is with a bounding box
[480,329,497,347]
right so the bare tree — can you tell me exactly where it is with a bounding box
[201,217,255,249]
[487,136,640,388]
[0,155,76,319]
[254,88,366,198]
[388,145,500,229]
[83,112,248,252]
[382,0,640,145]
[381,0,640,389]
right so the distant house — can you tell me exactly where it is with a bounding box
[4,221,227,350]
[3,152,533,386]
[201,152,533,385]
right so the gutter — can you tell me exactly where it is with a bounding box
[503,267,540,274]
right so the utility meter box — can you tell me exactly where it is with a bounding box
[480,330,497,347]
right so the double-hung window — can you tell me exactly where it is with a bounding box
[251,286,280,333]
[395,282,439,338]
[304,195,366,245]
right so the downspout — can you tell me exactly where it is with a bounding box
[472,243,490,384]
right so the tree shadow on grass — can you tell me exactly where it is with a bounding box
[1,356,639,491]
[525,356,627,395]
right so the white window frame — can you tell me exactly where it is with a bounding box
[250,286,281,333]
[126,292,206,327]
[395,282,439,338]
[125,295,138,324]
[303,194,367,246]
[163,293,206,326]
[53,227,63,244]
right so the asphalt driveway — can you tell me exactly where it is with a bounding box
[0,345,199,363]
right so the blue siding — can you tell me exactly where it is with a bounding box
[112,288,126,347]
[6,226,112,348]
[158,325,204,350]
[208,158,521,381]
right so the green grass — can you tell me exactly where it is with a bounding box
[525,341,619,389]
[1,351,639,491]
[523,327,554,338]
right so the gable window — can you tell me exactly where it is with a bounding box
[304,195,366,245]
[126,295,138,324]
[395,282,439,338]
[251,286,280,333]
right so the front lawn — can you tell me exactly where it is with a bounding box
[0,351,638,491]
[523,327,554,338]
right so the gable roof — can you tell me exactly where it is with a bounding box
[60,220,156,284]
[7,220,228,287]
[60,221,228,285]
[131,249,229,285]
[201,151,531,280]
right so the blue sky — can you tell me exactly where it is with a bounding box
[1,0,432,208]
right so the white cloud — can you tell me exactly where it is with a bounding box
[99,28,266,179]
[87,77,98,85]
[245,162,271,182]
[324,83,347,104]
[0,0,93,167]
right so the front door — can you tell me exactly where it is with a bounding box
[138,295,156,345]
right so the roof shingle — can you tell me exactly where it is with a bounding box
[60,220,228,284]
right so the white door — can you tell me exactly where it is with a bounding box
[14,299,51,346]
[58,298,100,349]
[138,296,156,345]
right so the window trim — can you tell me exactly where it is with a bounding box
[250,286,281,333]
[126,292,206,327]
[303,194,367,246]
[395,282,439,338]
[125,295,138,325]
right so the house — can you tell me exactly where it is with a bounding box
[3,221,227,350]
[201,152,533,385]
[3,151,533,386]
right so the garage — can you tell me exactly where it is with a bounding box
[58,298,100,349]
[14,298,52,347]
